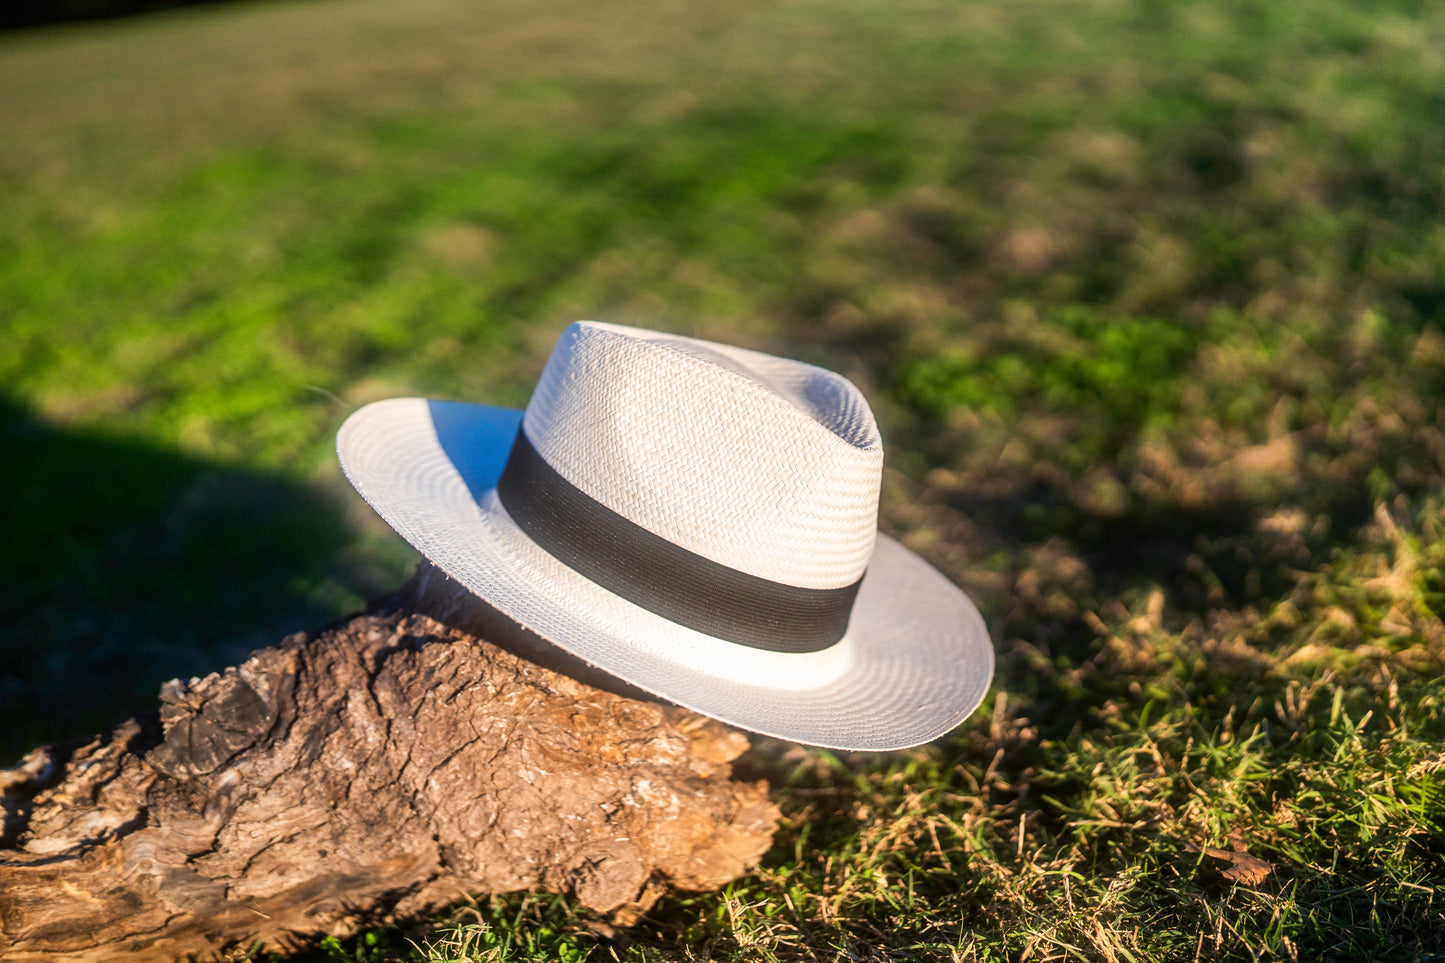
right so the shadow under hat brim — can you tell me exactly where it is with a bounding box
[337,398,994,751]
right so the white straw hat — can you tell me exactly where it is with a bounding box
[337,321,993,750]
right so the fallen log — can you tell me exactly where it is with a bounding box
[0,564,779,961]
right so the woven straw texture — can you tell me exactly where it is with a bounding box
[336,323,994,750]
[524,322,881,589]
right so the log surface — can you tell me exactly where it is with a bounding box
[0,568,779,961]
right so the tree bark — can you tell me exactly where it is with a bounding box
[0,565,779,961]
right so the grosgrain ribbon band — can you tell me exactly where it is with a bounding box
[495,429,861,653]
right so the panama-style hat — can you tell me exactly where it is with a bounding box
[337,321,993,750]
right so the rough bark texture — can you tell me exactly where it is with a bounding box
[0,565,779,961]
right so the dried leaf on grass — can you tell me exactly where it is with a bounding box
[1183,833,1274,886]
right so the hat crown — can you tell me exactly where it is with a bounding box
[520,321,883,589]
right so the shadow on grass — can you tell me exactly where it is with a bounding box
[0,395,375,764]
[940,472,1381,766]
[954,471,1376,617]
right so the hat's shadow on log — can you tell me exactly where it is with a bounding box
[401,559,658,704]
[0,395,392,764]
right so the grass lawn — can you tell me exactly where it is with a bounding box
[3,0,1445,958]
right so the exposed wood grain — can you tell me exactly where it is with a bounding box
[0,566,778,961]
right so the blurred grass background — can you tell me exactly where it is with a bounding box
[3,0,1445,958]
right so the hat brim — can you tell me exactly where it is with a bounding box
[337,398,994,751]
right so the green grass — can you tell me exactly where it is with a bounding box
[3,0,1445,958]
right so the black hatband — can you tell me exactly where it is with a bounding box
[495,429,860,652]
